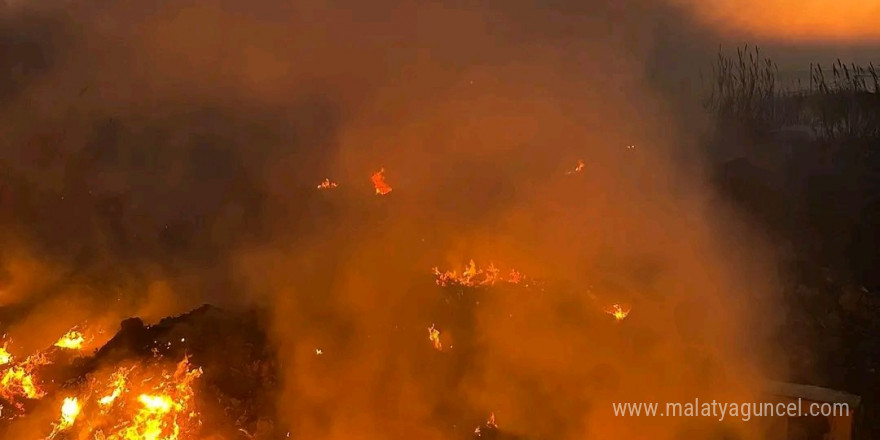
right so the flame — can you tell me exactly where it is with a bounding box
[48,396,81,438]
[604,303,631,321]
[475,413,497,437]
[0,344,11,366]
[428,324,442,351]
[0,353,50,403]
[98,368,129,408]
[371,168,392,195]
[317,178,338,189]
[433,260,527,287]
[54,329,86,350]
[565,159,585,175]
[61,357,202,440]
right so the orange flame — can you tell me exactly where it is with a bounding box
[604,303,631,321]
[64,357,202,440]
[433,260,527,287]
[565,159,585,175]
[54,329,87,350]
[317,178,338,189]
[48,396,81,437]
[371,168,392,195]
[98,367,130,408]
[0,353,50,403]
[0,344,11,366]
[428,324,442,351]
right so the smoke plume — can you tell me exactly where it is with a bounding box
[0,0,783,438]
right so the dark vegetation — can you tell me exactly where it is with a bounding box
[706,46,880,440]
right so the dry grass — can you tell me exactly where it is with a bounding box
[705,45,880,146]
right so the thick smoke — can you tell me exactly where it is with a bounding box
[0,0,782,439]
[671,0,880,43]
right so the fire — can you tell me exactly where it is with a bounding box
[55,329,86,350]
[474,413,498,437]
[0,324,204,439]
[0,353,50,403]
[0,345,11,366]
[98,368,129,407]
[1,364,43,400]
[565,159,585,175]
[317,178,338,189]
[48,396,81,437]
[604,303,631,321]
[433,260,527,288]
[60,357,202,440]
[371,168,392,195]
[428,324,442,351]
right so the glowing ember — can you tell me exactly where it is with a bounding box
[565,159,585,175]
[55,329,86,350]
[433,260,527,287]
[371,168,392,195]
[604,303,631,321]
[428,324,442,351]
[317,178,338,189]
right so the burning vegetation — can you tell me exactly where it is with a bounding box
[0,306,275,439]
[433,260,529,288]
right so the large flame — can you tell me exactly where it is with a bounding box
[0,345,11,366]
[94,358,203,440]
[0,353,50,404]
[47,396,81,438]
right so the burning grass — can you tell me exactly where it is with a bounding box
[432,260,530,288]
[0,306,276,439]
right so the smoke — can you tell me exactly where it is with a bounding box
[671,0,880,44]
[0,0,785,439]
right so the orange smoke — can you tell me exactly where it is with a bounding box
[677,0,880,42]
